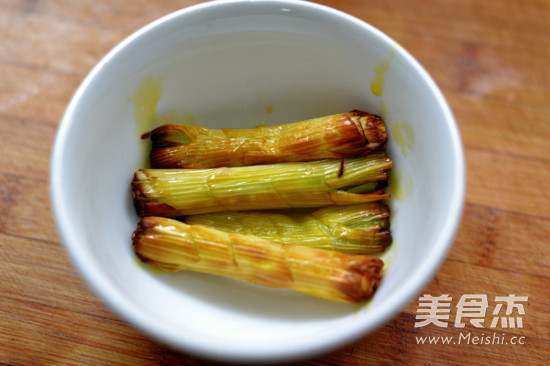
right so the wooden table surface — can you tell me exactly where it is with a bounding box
[1,0,549,365]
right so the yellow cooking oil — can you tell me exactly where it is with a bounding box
[388,168,413,201]
[156,109,197,126]
[354,240,398,314]
[380,240,398,274]
[356,296,373,313]
[379,98,389,118]
[391,120,415,157]
[129,74,162,168]
[370,50,395,96]
[132,254,165,275]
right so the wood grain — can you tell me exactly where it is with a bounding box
[1,0,549,365]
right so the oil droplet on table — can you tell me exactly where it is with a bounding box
[370,50,395,96]
[265,104,274,114]
[129,74,162,168]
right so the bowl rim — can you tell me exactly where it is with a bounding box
[50,0,465,363]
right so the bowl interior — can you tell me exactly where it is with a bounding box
[51,0,464,362]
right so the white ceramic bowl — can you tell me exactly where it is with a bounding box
[51,0,465,363]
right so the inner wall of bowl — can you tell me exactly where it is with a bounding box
[57,1,461,359]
